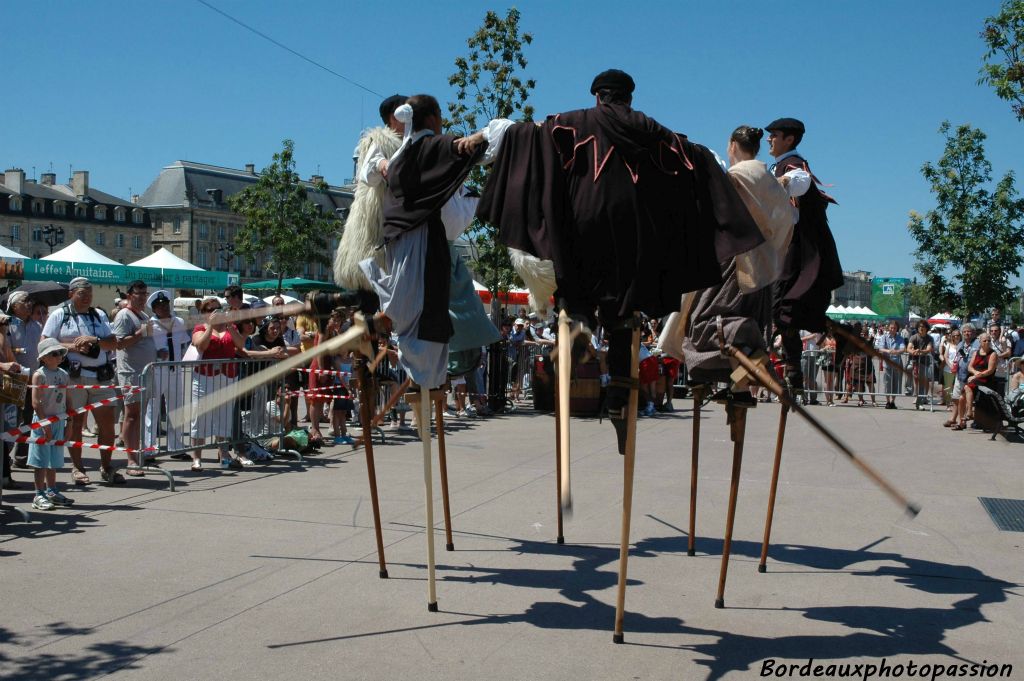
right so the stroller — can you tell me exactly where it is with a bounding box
[973,385,1024,440]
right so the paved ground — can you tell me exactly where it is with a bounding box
[2,399,1022,681]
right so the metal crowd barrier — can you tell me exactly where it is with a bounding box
[799,349,938,410]
[135,357,303,489]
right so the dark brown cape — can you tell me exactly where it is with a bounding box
[772,154,842,332]
[382,134,484,342]
[477,103,764,320]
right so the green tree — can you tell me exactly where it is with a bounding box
[979,0,1024,121]
[446,8,535,310]
[908,122,1024,318]
[228,139,334,292]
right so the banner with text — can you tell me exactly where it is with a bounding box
[13,258,238,290]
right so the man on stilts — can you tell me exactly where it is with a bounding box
[765,118,843,399]
[473,70,764,641]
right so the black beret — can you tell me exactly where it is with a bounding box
[590,69,635,95]
[765,117,805,134]
[379,94,408,124]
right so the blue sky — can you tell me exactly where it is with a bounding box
[3,0,1020,281]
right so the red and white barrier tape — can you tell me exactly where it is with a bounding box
[30,384,137,390]
[5,433,157,454]
[3,387,144,438]
[294,367,352,377]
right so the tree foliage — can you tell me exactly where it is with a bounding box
[979,0,1024,121]
[908,122,1024,318]
[228,139,334,292]
[446,8,535,299]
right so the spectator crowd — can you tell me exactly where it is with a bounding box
[4,278,1023,511]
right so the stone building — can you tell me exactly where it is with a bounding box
[832,269,873,308]
[140,160,352,280]
[0,168,151,261]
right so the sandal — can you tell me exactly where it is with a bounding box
[191,461,203,471]
[943,419,957,427]
[952,421,967,431]
[100,468,126,485]
[125,467,145,477]
[72,467,91,485]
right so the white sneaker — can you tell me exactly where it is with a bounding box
[32,493,55,511]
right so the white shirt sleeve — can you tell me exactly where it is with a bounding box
[441,186,480,240]
[784,168,811,198]
[357,141,387,187]
[480,118,517,165]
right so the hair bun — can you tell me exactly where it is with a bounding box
[750,127,764,142]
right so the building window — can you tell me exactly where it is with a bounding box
[198,222,209,239]
[172,218,181,234]
[31,227,42,242]
[95,205,106,220]
[133,235,143,250]
[132,209,143,224]
[95,232,105,247]
[197,244,209,268]
[76,230,85,241]
[116,234,125,248]
[53,202,66,216]
[9,225,21,241]
[75,204,87,218]
[31,199,43,214]
[154,217,162,232]
[114,207,126,223]
[8,196,22,211]
[217,224,226,240]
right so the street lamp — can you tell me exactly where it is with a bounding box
[217,243,235,270]
[42,224,65,254]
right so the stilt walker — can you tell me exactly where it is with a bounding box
[613,318,641,644]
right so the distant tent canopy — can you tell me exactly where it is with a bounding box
[129,247,204,271]
[42,239,120,265]
[242,277,345,292]
[826,304,882,321]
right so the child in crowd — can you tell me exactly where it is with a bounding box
[29,338,73,510]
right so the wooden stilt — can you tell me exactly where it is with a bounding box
[715,404,748,609]
[419,385,438,611]
[557,310,572,514]
[688,384,705,556]
[435,395,454,552]
[612,321,641,644]
[357,358,388,578]
[758,403,789,573]
[554,371,564,544]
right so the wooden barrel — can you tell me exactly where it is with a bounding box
[570,360,602,416]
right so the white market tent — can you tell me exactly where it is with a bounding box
[129,247,205,271]
[42,239,119,265]
[0,243,26,259]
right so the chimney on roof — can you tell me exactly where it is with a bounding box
[72,170,89,199]
[131,194,140,205]
[40,172,56,186]
[310,174,324,185]
[245,163,255,174]
[4,168,25,194]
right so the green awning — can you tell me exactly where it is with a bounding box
[241,277,345,292]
